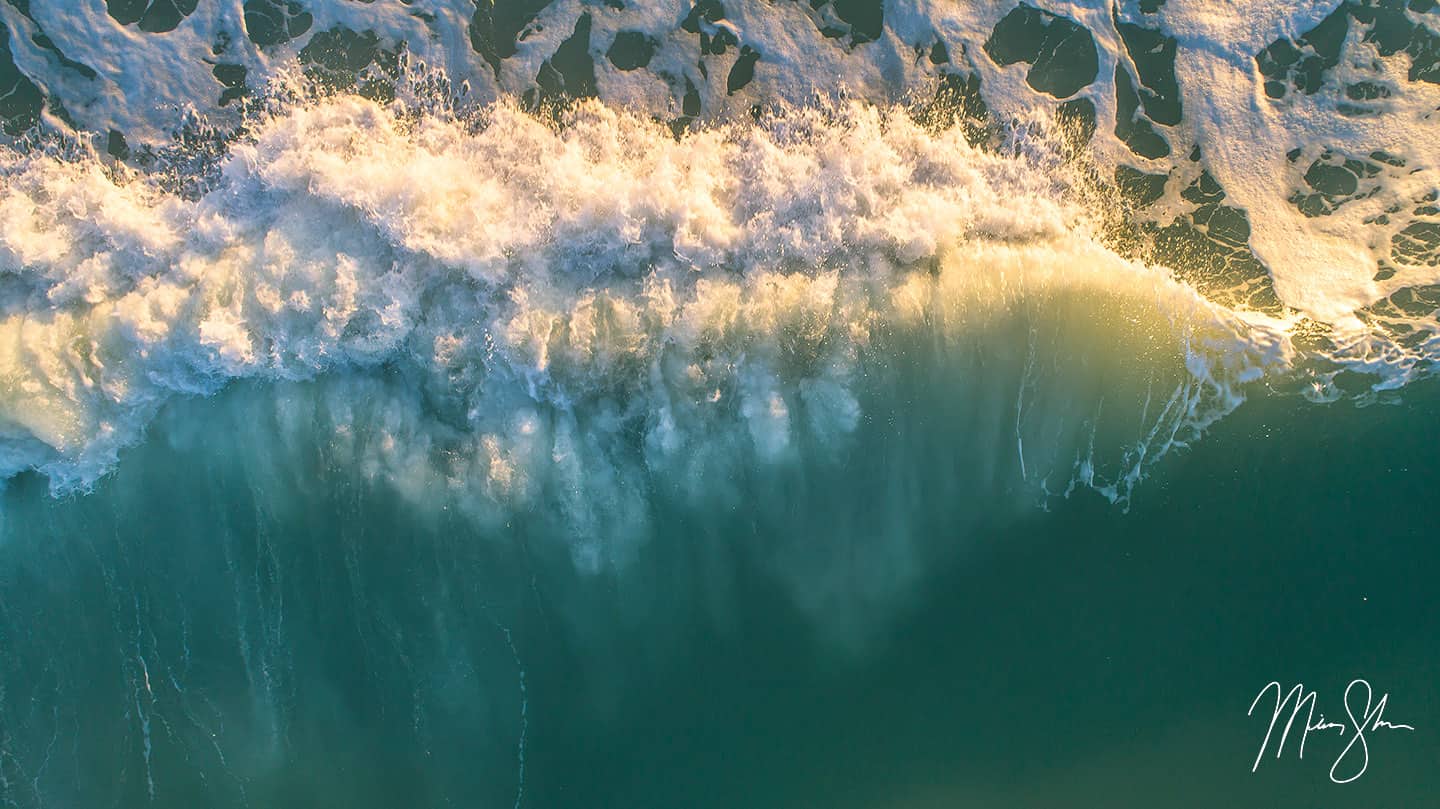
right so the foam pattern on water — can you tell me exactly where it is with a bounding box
[0,0,1436,517]
[0,94,1288,522]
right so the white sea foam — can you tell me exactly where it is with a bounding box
[3,1,1434,323]
[2,1,1437,587]
[0,94,1288,519]
[4,4,1440,793]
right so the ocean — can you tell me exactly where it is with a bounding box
[1,1,1439,806]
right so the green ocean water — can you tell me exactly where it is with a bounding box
[4,1,1440,805]
[4,373,1438,808]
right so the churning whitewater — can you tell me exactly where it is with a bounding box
[1,0,1438,531]
[2,3,1440,808]
[0,94,1286,524]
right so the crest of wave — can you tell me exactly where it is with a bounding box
[0,92,1288,634]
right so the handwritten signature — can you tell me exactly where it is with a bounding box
[1248,679,1415,783]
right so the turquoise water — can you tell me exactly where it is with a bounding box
[4,1,1440,805]
[4,374,1439,807]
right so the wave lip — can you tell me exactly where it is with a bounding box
[0,96,1289,524]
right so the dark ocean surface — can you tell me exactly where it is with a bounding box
[4,375,1438,808]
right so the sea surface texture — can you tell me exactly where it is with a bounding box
[1,1,1439,807]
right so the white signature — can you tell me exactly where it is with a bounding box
[1248,679,1415,783]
